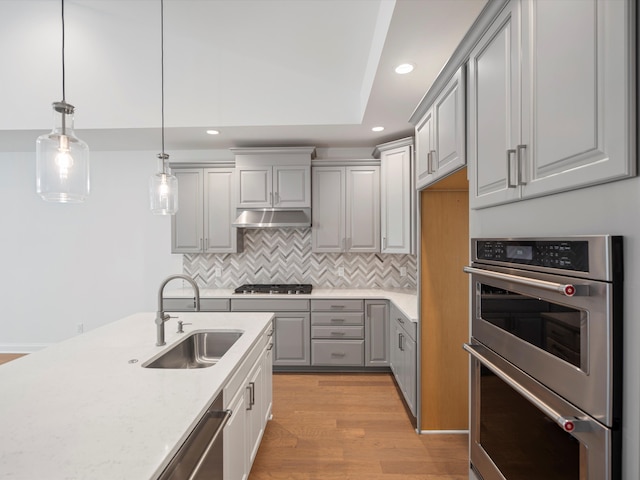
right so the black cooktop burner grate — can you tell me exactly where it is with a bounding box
[234,284,313,295]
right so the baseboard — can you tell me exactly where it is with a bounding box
[420,429,469,435]
[0,343,50,354]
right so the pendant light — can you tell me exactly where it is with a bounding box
[149,0,178,215]
[36,0,90,203]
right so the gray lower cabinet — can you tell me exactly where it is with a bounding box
[311,299,364,366]
[272,313,311,366]
[230,298,311,367]
[163,297,230,312]
[390,303,417,416]
[365,300,389,367]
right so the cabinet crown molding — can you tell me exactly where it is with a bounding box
[230,146,316,158]
[372,137,414,158]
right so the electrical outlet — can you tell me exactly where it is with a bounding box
[400,267,407,277]
[76,323,84,334]
[337,267,345,277]
[214,267,222,278]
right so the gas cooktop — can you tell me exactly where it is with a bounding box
[234,284,312,295]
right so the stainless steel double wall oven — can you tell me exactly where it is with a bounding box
[464,236,623,480]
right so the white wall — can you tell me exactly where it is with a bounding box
[469,175,640,480]
[0,150,182,351]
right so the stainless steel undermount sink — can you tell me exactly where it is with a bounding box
[143,330,243,369]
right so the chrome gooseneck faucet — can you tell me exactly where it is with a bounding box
[155,274,201,346]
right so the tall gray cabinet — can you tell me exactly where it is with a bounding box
[171,166,242,254]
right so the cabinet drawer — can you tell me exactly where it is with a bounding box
[390,304,416,341]
[231,298,309,312]
[311,312,364,326]
[311,326,364,339]
[311,299,363,312]
[311,340,364,366]
[164,298,230,312]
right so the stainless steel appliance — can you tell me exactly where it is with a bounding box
[234,283,312,294]
[158,392,231,480]
[464,236,623,480]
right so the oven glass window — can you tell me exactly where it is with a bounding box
[480,284,584,368]
[479,366,580,479]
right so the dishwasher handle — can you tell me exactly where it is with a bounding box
[187,409,232,480]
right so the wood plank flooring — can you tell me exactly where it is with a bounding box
[0,353,25,366]
[249,373,469,480]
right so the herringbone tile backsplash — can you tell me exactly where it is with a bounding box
[183,229,417,289]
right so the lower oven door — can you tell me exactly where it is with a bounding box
[465,342,618,480]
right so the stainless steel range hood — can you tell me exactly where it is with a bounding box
[232,208,311,228]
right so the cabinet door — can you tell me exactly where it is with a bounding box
[381,146,412,254]
[273,313,311,366]
[171,169,203,253]
[433,66,466,179]
[245,360,264,467]
[346,166,380,252]
[520,0,635,198]
[263,336,273,424]
[311,167,345,252]
[365,301,389,367]
[402,333,417,417]
[224,388,247,480]
[390,320,404,389]
[468,0,522,208]
[415,108,434,189]
[273,165,310,208]
[204,168,239,253]
[237,166,272,208]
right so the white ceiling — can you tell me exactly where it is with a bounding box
[0,0,487,152]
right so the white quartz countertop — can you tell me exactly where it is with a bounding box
[165,288,419,322]
[0,311,273,480]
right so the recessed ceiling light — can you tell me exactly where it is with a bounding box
[372,126,384,132]
[206,129,220,135]
[394,63,415,74]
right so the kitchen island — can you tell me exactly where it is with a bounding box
[0,311,273,480]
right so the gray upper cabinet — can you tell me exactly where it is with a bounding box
[375,138,414,255]
[469,0,636,209]
[232,146,314,209]
[312,166,380,253]
[414,66,466,190]
[171,167,241,254]
[236,165,311,208]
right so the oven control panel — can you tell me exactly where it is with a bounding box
[475,239,589,272]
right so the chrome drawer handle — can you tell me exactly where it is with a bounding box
[330,331,346,336]
[331,352,346,357]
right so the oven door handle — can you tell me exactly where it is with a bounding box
[463,266,586,297]
[464,343,592,433]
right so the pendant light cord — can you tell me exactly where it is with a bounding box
[160,0,166,173]
[61,0,66,103]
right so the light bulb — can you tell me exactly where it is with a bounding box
[54,136,74,179]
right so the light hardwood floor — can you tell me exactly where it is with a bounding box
[249,373,469,480]
[0,353,25,366]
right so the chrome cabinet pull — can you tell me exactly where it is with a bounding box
[331,352,346,357]
[266,343,274,351]
[506,149,518,188]
[464,343,594,435]
[382,237,387,250]
[330,331,346,336]
[429,150,437,173]
[463,266,586,297]
[274,191,279,205]
[398,332,404,351]
[517,144,527,185]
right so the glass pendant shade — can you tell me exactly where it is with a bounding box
[149,154,178,215]
[36,102,90,203]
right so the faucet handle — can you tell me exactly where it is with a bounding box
[177,320,192,333]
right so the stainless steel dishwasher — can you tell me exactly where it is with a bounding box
[158,392,231,480]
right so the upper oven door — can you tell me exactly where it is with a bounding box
[465,263,615,426]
